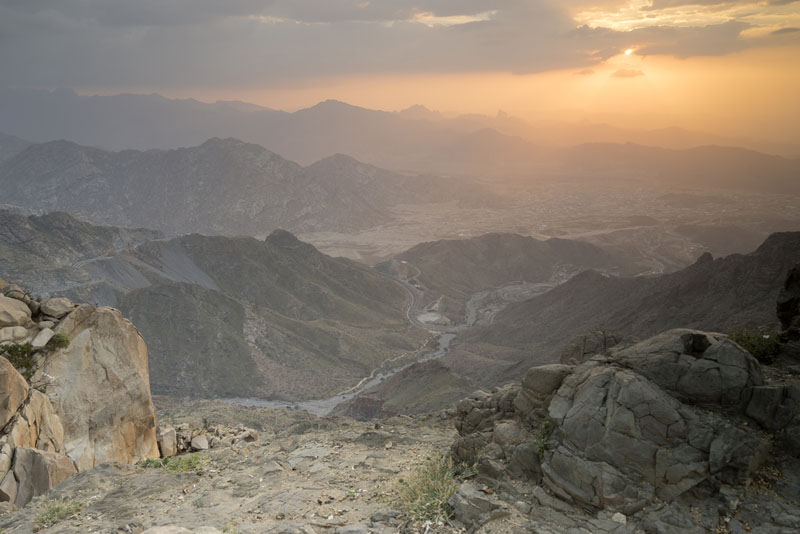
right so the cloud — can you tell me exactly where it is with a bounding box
[773,26,800,34]
[575,68,595,75]
[0,0,797,90]
[612,68,645,78]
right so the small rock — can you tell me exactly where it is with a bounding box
[191,434,209,451]
[158,427,178,457]
[612,512,627,524]
[31,327,55,349]
[38,320,55,329]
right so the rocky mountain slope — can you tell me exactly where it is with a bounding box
[390,232,634,322]
[447,232,800,387]
[0,210,423,400]
[0,137,490,236]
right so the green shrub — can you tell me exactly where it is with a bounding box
[536,420,553,457]
[140,453,206,473]
[46,332,70,350]
[397,452,457,522]
[34,499,82,527]
[1,342,34,379]
[729,329,780,364]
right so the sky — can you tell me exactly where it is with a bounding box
[1,1,799,142]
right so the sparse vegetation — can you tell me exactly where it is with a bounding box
[729,328,780,364]
[34,499,82,527]
[140,453,206,473]
[1,342,34,379]
[397,452,457,522]
[536,420,553,457]
[46,332,70,350]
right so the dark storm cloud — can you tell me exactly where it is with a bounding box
[0,0,795,90]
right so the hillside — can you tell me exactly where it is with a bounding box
[391,232,634,322]
[0,210,424,400]
[451,232,800,385]
[0,137,489,236]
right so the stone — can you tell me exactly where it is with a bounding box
[0,296,31,328]
[6,389,65,453]
[0,357,29,429]
[560,330,633,365]
[522,364,573,398]
[777,264,800,335]
[611,329,763,406]
[158,427,178,457]
[10,447,77,507]
[235,429,259,443]
[1,285,25,300]
[448,482,500,527]
[0,278,7,291]
[142,528,194,534]
[191,434,209,451]
[0,326,28,343]
[746,385,800,430]
[30,327,54,349]
[39,297,75,319]
[543,344,770,512]
[33,305,160,470]
[38,320,55,329]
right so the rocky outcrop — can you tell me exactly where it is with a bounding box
[0,286,160,508]
[778,263,800,359]
[33,304,159,470]
[450,328,800,532]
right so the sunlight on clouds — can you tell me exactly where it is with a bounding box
[411,10,497,27]
[574,0,800,31]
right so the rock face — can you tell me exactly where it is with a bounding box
[35,304,160,470]
[450,328,800,532]
[778,263,800,359]
[0,287,160,507]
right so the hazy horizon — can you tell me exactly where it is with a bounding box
[2,1,798,146]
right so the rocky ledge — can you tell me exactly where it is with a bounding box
[450,328,800,533]
[0,279,160,509]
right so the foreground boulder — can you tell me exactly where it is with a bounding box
[450,328,800,532]
[33,305,160,470]
[1,288,160,507]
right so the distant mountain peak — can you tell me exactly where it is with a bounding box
[265,229,303,248]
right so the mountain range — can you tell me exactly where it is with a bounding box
[1,87,798,177]
[0,137,492,236]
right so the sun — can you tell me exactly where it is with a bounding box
[624,48,634,56]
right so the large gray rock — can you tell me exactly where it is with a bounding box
[9,447,76,508]
[746,385,800,431]
[448,482,500,526]
[544,349,769,512]
[0,296,30,328]
[610,329,763,406]
[34,305,160,470]
[0,357,29,429]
